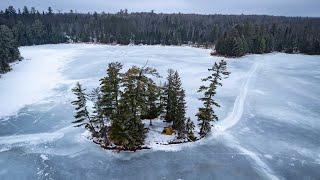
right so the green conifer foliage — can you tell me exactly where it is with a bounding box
[185,118,196,141]
[71,82,97,136]
[172,71,187,139]
[141,80,160,126]
[163,70,187,138]
[90,87,109,145]
[0,25,20,74]
[164,69,175,122]
[197,60,230,136]
[109,64,159,149]
[100,62,123,119]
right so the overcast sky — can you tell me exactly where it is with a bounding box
[1,0,319,17]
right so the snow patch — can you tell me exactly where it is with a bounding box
[0,47,78,118]
[40,154,49,161]
[264,154,273,159]
[144,119,176,146]
[252,89,267,95]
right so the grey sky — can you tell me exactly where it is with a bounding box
[1,0,319,17]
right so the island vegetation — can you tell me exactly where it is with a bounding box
[71,60,230,151]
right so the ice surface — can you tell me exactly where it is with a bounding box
[0,44,319,179]
[0,45,78,117]
[215,59,261,132]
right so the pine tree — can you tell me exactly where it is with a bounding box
[171,71,187,139]
[31,19,45,44]
[0,60,10,74]
[90,88,103,127]
[164,69,175,123]
[197,60,230,136]
[158,81,167,118]
[109,100,146,150]
[47,7,53,15]
[109,66,139,149]
[126,116,147,150]
[100,62,123,120]
[121,66,142,117]
[141,80,160,126]
[121,65,159,117]
[109,64,159,149]
[0,25,20,74]
[258,37,267,53]
[232,37,247,56]
[22,6,29,15]
[71,82,97,136]
[90,87,109,145]
[163,70,187,138]
[185,118,196,141]
[215,36,227,56]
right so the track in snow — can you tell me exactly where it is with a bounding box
[211,59,280,180]
[215,60,260,132]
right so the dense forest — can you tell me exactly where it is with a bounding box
[0,24,20,74]
[0,6,320,73]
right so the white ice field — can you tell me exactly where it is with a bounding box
[0,44,319,180]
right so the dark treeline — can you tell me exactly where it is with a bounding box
[1,6,320,73]
[0,24,20,74]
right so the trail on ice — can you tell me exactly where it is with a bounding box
[221,134,279,180]
[212,59,280,180]
[215,60,260,132]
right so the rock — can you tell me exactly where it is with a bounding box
[162,127,174,135]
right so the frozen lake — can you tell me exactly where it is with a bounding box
[0,44,319,180]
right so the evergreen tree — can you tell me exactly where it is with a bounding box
[171,71,187,139]
[109,66,142,148]
[311,38,320,55]
[141,80,160,126]
[163,70,187,138]
[164,69,175,122]
[215,36,228,56]
[5,6,16,15]
[0,25,20,74]
[100,62,123,119]
[185,118,196,141]
[0,60,10,74]
[47,7,53,15]
[22,6,29,15]
[31,19,45,45]
[197,60,230,136]
[30,7,36,14]
[216,33,247,57]
[158,81,167,118]
[121,65,159,117]
[109,65,159,149]
[90,87,109,145]
[110,102,146,150]
[71,82,97,136]
[232,37,247,56]
[251,36,267,54]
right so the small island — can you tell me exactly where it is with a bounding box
[71,60,230,151]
